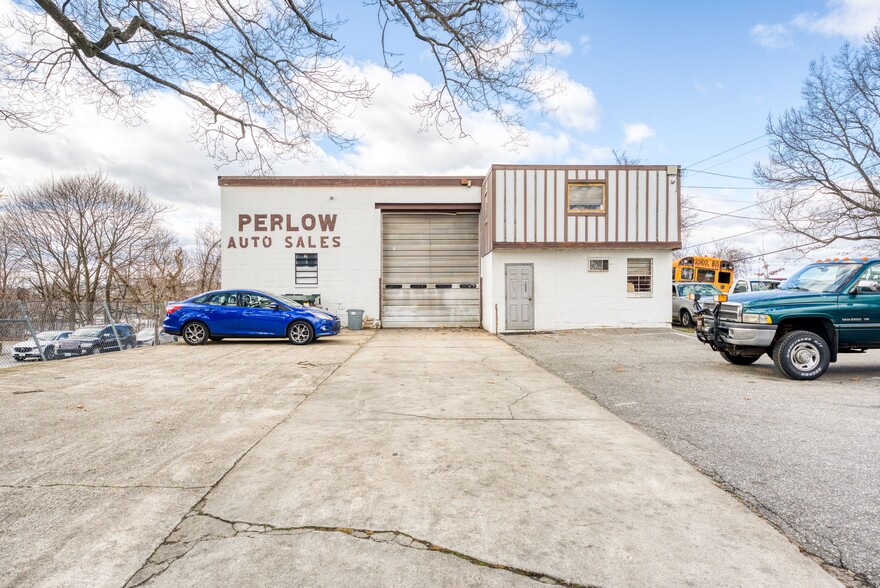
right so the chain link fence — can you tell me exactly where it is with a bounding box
[0,299,174,369]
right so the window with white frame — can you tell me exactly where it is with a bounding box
[589,259,609,272]
[626,258,652,294]
[295,253,318,286]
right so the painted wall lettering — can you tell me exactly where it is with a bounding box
[230,212,341,250]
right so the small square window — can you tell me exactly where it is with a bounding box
[627,258,653,295]
[295,253,318,286]
[589,259,609,272]
[567,182,606,214]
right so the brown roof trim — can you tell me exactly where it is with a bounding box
[489,164,676,172]
[218,176,484,188]
[492,241,682,250]
[375,203,481,212]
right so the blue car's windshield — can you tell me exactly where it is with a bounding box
[779,263,862,293]
[262,292,303,307]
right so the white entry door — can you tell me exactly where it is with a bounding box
[505,264,534,330]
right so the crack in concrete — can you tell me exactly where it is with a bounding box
[121,338,373,588]
[507,390,532,418]
[370,411,586,422]
[477,354,534,419]
[126,511,602,588]
[0,483,210,491]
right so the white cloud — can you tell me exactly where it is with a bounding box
[542,39,573,57]
[692,80,724,94]
[578,35,591,53]
[0,61,609,240]
[623,123,655,145]
[541,70,600,133]
[793,0,880,39]
[749,23,793,49]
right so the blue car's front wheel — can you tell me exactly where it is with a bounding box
[183,321,209,346]
[287,321,314,345]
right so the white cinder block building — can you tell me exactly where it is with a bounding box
[219,165,681,332]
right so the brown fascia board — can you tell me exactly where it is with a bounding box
[217,176,485,188]
[492,241,683,250]
[488,164,677,171]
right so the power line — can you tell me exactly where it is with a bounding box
[733,230,867,261]
[684,135,766,169]
[682,185,781,190]
[684,195,760,203]
[688,227,766,248]
[685,169,755,181]
[699,143,768,172]
[686,191,793,225]
[685,206,767,221]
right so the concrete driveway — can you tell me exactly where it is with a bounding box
[1,330,838,587]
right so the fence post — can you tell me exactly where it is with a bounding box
[17,300,46,361]
[103,302,124,351]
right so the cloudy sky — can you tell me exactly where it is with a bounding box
[1,0,879,272]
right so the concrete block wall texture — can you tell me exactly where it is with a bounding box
[221,184,481,318]
[220,175,676,330]
[486,249,674,332]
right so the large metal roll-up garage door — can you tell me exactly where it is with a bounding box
[382,213,480,328]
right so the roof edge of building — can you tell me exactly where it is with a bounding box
[217,176,485,188]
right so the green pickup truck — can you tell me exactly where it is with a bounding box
[694,258,880,380]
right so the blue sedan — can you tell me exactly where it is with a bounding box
[163,290,340,346]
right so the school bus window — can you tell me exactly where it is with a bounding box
[697,269,715,283]
[680,267,694,281]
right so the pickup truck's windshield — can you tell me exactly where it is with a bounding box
[779,263,861,293]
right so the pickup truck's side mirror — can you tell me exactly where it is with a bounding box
[689,293,701,301]
[854,279,880,294]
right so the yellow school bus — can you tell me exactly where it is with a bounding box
[673,256,735,293]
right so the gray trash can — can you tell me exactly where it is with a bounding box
[347,309,364,330]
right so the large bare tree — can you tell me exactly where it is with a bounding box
[3,173,169,327]
[0,215,23,298]
[0,0,579,170]
[104,226,186,339]
[755,23,880,255]
[187,223,221,293]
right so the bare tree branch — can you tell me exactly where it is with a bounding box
[0,0,580,171]
[755,22,880,256]
[2,172,169,327]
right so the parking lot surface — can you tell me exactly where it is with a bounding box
[503,328,880,587]
[1,329,839,587]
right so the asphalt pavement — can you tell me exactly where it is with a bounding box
[503,328,880,588]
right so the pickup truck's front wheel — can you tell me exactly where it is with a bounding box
[772,330,830,380]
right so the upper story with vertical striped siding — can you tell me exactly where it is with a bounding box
[478,165,681,256]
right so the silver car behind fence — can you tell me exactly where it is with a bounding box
[1,299,165,369]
